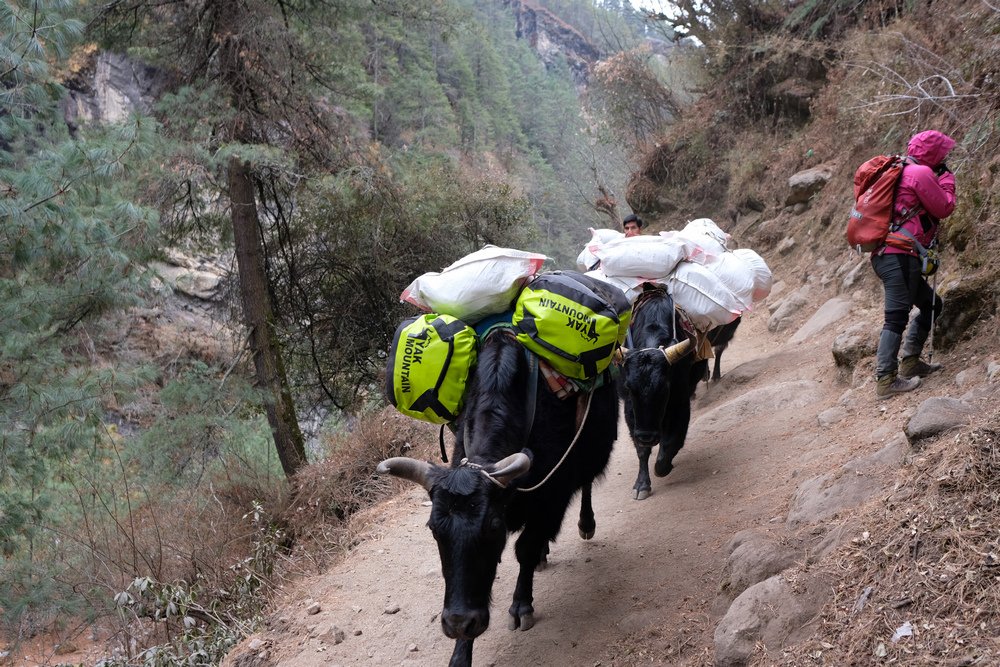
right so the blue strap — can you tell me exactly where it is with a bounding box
[473,311,515,338]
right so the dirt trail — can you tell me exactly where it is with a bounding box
[229,301,917,667]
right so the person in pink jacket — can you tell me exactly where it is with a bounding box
[871,130,957,398]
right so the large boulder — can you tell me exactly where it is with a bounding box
[713,572,830,667]
[935,270,1000,350]
[786,435,908,527]
[767,286,811,333]
[905,397,976,442]
[785,165,833,206]
[789,297,852,343]
[832,323,876,368]
[692,380,823,435]
[719,530,799,602]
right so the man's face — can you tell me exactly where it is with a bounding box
[624,222,641,237]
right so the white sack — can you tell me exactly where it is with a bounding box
[666,261,743,331]
[585,269,645,304]
[589,234,691,279]
[731,248,773,302]
[684,218,731,248]
[400,245,547,323]
[702,252,756,310]
[675,218,730,257]
[576,228,624,272]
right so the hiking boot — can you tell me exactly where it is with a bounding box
[876,372,921,399]
[899,355,943,379]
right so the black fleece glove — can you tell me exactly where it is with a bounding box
[934,162,951,176]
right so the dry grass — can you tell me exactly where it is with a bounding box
[277,408,440,573]
[780,412,1000,665]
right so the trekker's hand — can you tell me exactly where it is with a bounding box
[934,162,951,176]
[937,170,956,193]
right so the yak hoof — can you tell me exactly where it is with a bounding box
[634,488,651,501]
[535,558,548,572]
[508,609,535,631]
[654,460,673,477]
[579,526,595,540]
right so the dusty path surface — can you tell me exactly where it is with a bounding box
[233,302,933,667]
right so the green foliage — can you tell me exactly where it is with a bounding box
[784,0,917,39]
[262,151,534,410]
[1,0,166,628]
[131,362,283,483]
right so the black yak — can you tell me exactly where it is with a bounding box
[619,287,700,500]
[377,328,619,666]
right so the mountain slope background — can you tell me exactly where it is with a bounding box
[2,0,999,664]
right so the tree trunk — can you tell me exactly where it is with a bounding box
[229,156,308,477]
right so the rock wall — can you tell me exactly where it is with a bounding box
[502,0,601,83]
[62,51,167,134]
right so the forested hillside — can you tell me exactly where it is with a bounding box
[0,0,679,660]
[2,0,999,664]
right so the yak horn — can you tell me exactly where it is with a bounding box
[377,457,434,491]
[660,339,692,365]
[488,452,532,486]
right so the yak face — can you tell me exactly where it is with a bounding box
[427,466,510,640]
[621,348,673,445]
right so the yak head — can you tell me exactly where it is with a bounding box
[620,339,690,445]
[377,452,531,640]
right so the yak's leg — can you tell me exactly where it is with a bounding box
[509,503,569,631]
[712,347,724,381]
[689,359,709,400]
[448,639,474,667]
[654,394,691,478]
[578,482,595,539]
[633,444,653,500]
[508,526,544,631]
[536,541,550,571]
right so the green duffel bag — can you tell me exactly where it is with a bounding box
[386,314,478,424]
[513,270,631,380]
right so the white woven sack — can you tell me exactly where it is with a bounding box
[675,218,730,257]
[684,218,731,247]
[666,261,743,331]
[400,246,547,323]
[576,228,624,272]
[702,251,756,310]
[585,269,645,304]
[731,248,773,302]
[590,235,690,279]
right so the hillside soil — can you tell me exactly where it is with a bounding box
[210,287,996,667]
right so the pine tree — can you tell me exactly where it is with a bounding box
[1,0,160,622]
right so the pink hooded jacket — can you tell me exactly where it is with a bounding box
[884,130,957,255]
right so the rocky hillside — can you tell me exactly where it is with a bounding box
[608,1,1000,663]
[503,0,602,83]
[627,1,999,350]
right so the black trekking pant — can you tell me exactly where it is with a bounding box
[871,252,943,376]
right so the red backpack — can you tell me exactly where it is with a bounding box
[846,155,918,253]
